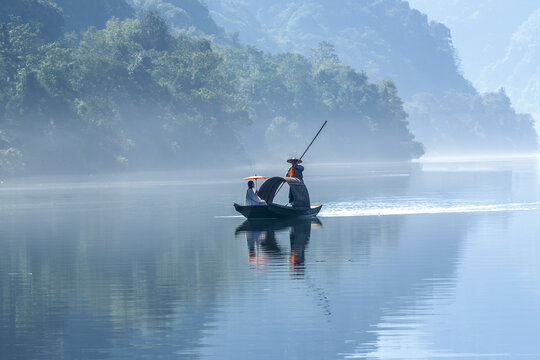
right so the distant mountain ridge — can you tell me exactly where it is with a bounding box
[478,8,540,129]
[201,0,538,155]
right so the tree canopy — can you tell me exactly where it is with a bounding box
[0,3,424,176]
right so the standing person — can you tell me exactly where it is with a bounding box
[286,157,304,181]
[286,157,304,206]
[245,180,266,205]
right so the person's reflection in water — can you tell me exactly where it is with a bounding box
[244,229,282,268]
[235,218,320,274]
[245,230,266,266]
[235,218,330,316]
[289,219,312,275]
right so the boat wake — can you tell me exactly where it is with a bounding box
[319,199,540,217]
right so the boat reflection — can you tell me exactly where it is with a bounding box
[235,218,322,273]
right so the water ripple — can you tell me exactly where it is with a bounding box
[319,199,540,217]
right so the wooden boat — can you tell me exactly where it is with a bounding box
[233,202,322,219]
[234,176,322,219]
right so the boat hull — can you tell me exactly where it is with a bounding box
[234,203,322,219]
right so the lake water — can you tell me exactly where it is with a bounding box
[2,157,540,359]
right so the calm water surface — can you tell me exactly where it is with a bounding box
[1,158,540,359]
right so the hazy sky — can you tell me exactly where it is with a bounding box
[407,0,539,86]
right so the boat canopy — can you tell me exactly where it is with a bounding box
[257,177,311,208]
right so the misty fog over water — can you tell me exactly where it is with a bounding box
[2,157,540,359]
[3,0,540,359]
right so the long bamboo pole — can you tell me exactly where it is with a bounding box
[298,120,327,161]
[276,120,328,200]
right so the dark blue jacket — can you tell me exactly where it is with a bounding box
[286,164,304,181]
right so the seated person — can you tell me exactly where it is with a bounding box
[245,180,266,206]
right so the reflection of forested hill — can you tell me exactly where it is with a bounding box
[0,187,226,359]
[203,0,538,156]
[0,176,471,358]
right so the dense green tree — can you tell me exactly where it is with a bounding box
[134,10,173,50]
[218,42,423,161]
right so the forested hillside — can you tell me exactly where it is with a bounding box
[218,42,423,162]
[204,0,473,97]
[204,0,539,155]
[0,0,422,176]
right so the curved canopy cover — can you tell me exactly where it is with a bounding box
[257,177,311,208]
